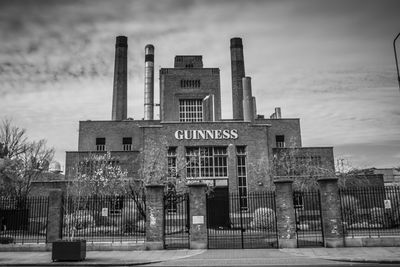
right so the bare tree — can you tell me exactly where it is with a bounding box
[0,119,54,198]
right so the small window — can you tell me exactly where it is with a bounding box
[122,137,132,151]
[96,138,106,151]
[276,135,285,148]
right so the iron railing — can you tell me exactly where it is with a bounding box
[207,191,278,249]
[293,190,324,247]
[163,193,190,249]
[340,186,400,237]
[62,194,146,243]
[0,196,49,244]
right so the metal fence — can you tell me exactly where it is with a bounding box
[0,196,49,244]
[293,190,324,247]
[207,191,278,249]
[163,193,190,249]
[340,186,400,238]
[62,194,146,243]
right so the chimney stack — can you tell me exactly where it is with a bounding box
[230,37,245,120]
[242,77,254,122]
[144,44,155,120]
[112,36,128,121]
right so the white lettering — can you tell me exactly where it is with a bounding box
[230,129,238,139]
[174,129,239,140]
[175,130,184,140]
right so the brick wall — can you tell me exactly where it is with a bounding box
[160,68,221,122]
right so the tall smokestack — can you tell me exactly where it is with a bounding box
[242,77,254,122]
[144,44,154,120]
[112,36,128,121]
[230,37,245,120]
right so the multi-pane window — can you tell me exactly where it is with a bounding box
[122,137,132,151]
[179,99,203,122]
[276,135,285,148]
[96,138,106,151]
[167,147,177,178]
[237,146,248,210]
[186,147,227,179]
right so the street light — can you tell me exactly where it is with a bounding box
[394,32,400,90]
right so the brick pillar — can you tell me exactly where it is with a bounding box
[46,189,63,243]
[145,184,165,250]
[318,177,344,247]
[274,178,297,248]
[188,183,208,249]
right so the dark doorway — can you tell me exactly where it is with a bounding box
[207,186,230,229]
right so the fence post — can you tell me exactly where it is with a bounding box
[318,177,344,247]
[145,184,165,250]
[46,189,63,243]
[188,183,208,249]
[274,178,297,248]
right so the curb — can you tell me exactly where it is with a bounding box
[0,260,161,266]
[328,258,400,264]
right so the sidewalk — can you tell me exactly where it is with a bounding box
[0,247,400,266]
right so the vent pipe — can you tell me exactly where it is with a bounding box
[144,44,154,120]
[242,77,254,122]
[112,36,128,121]
[252,96,257,120]
[275,107,282,119]
[230,37,245,120]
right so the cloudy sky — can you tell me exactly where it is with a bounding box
[1,0,399,171]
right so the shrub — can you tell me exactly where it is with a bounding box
[0,236,13,244]
[369,207,385,225]
[341,195,360,224]
[64,210,95,230]
[121,203,142,233]
[249,208,276,230]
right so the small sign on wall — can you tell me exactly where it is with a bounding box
[384,200,392,209]
[193,216,204,224]
[102,208,108,217]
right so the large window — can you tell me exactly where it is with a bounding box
[237,146,248,210]
[179,99,203,122]
[186,147,227,179]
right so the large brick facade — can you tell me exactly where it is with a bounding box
[64,37,335,196]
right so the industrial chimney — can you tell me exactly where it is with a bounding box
[242,77,254,122]
[144,44,154,120]
[112,36,128,121]
[230,37,245,120]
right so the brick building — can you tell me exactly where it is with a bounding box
[65,36,334,208]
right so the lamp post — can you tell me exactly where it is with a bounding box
[394,32,400,90]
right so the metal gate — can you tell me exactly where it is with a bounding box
[293,190,324,247]
[163,193,190,249]
[207,191,278,249]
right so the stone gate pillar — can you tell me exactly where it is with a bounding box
[145,184,165,250]
[47,189,63,243]
[318,177,344,247]
[188,183,208,249]
[274,178,297,248]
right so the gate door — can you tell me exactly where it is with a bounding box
[293,190,324,247]
[163,193,190,249]
[207,190,278,249]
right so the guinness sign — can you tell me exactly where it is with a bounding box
[175,129,238,140]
